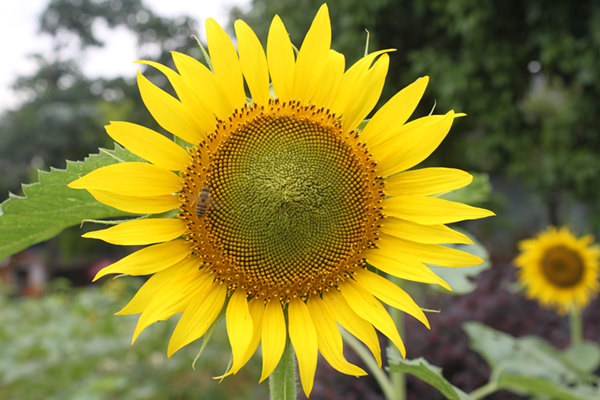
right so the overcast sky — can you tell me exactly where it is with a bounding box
[0,0,248,112]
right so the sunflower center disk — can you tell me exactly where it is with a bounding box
[179,101,383,303]
[541,245,584,288]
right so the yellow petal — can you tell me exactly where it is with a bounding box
[383,195,495,225]
[227,291,254,372]
[380,217,473,245]
[322,290,382,367]
[360,76,429,145]
[87,189,179,214]
[288,299,318,397]
[93,240,191,281]
[69,162,181,196]
[83,218,185,245]
[373,111,455,177]
[365,250,451,290]
[171,51,232,120]
[167,282,227,357]
[235,19,270,105]
[116,257,198,315]
[307,296,366,376]
[259,300,287,382]
[136,60,214,136]
[340,53,389,133]
[116,272,165,316]
[339,280,406,357]
[353,270,429,328]
[233,298,265,374]
[267,15,295,101]
[133,263,211,343]
[329,49,391,122]
[206,18,246,109]
[385,167,473,196]
[293,4,331,103]
[105,121,189,171]
[311,50,345,107]
[215,297,265,379]
[377,233,483,267]
[136,71,203,144]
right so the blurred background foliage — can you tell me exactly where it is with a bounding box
[0,278,266,400]
[1,0,600,399]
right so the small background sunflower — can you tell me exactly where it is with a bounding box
[514,226,600,315]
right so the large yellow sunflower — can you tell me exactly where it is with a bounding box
[515,226,600,315]
[69,4,493,396]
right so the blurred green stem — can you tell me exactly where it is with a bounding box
[389,306,406,400]
[343,332,395,400]
[389,276,406,400]
[269,340,297,400]
[570,308,582,346]
[470,381,499,399]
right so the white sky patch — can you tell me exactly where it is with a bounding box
[0,0,50,110]
[82,21,140,80]
[0,0,249,112]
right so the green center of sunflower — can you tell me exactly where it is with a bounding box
[541,245,584,288]
[179,100,383,303]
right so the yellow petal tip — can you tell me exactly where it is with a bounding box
[481,209,496,217]
[67,179,84,189]
[317,3,329,13]
[81,231,98,239]
[422,317,431,330]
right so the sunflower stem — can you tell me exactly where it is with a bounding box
[342,331,395,400]
[269,339,297,400]
[389,310,406,400]
[389,278,406,400]
[570,308,583,346]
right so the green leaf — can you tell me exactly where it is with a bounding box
[387,352,473,400]
[563,341,600,373]
[464,322,600,400]
[0,145,140,260]
[429,229,490,294]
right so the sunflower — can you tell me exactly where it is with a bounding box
[69,4,493,397]
[514,226,600,315]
